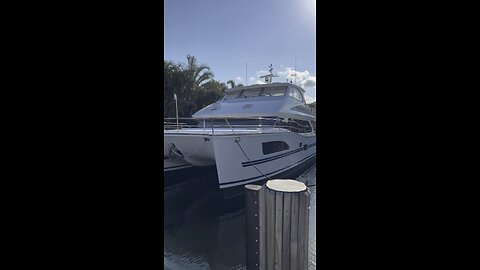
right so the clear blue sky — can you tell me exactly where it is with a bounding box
[164,0,316,102]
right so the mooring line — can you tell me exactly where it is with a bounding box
[168,140,205,159]
[234,137,272,181]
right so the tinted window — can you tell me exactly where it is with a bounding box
[276,119,312,133]
[226,90,242,99]
[289,88,303,101]
[296,120,312,133]
[196,118,277,128]
[262,141,289,155]
[260,86,287,96]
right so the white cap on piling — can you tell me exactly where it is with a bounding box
[245,184,262,191]
[266,179,307,193]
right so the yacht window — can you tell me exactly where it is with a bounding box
[226,86,288,99]
[289,88,304,101]
[226,90,242,99]
[239,88,261,98]
[262,141,289,155]
[260,86,287,97]
[278,119,312,133]
[196,118,277,128]
[293,120,312,133]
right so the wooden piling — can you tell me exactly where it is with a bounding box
[245,180,310,270]
[245,184,262,269]
[265,186,275,270]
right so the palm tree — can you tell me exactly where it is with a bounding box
[183,55,213,95]
[165,55,253,118]
[203,80,227,93]
[226,80,244,89]
[196,80,225,106]
[226,80,236,89]
[180,55,214,116]
[164,60,183,117]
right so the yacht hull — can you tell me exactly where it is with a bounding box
[164,134,216,166]
[164,132,316,188]
[164,157,216,186]
[212,133,316,188]
[219,154,316,199]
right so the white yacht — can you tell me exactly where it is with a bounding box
[164,67,316,188]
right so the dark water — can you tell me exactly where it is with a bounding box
[164,165,316,270]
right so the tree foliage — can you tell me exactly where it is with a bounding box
[226,80,244,89]
[164,55,224,118]
[307,102,316,115]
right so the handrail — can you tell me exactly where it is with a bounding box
[163,116,314,134]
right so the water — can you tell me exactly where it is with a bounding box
[164,165,316,270]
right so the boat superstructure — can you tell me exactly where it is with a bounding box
[164,66,316,188]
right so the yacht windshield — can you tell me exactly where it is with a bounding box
[225,86,287,99]
[226,90,242,99]
[260,86,287,96]
[239,88,262,98]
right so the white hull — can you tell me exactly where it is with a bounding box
[164,130,316,188]
[213,133,315,188]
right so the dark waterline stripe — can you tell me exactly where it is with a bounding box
[164,164,193,170]
[242,141,316,167]
[242,148,304,167]
[220,153,316,187]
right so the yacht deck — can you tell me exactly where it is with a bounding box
[164,127,289,136]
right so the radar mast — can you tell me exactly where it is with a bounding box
[259,64,279,84]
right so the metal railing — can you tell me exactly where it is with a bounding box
[163,117,314,135]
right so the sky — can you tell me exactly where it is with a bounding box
[164,0,316,103]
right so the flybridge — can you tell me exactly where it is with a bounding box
[189,64,314,121]
[193,85,314,121]
[225,64,304,93]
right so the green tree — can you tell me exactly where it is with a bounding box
[165,55,253,119]
[184,55,213,96]
[226,80,244,89]
[164,55,216,117]
[180,55,214,116]
[199,80,227,105]
[164,60,185,118]
[307,102,316,115]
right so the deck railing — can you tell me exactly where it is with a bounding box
[163,117,314,135]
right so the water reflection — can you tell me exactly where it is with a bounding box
[164,165,316,270]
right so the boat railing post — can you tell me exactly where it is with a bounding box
[211,118,214,135]
[174,94,179,132]
[203,118,206,134]
[259,117,263,131]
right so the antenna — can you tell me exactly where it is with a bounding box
[245,62,248,86]
[294,55,297,85]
